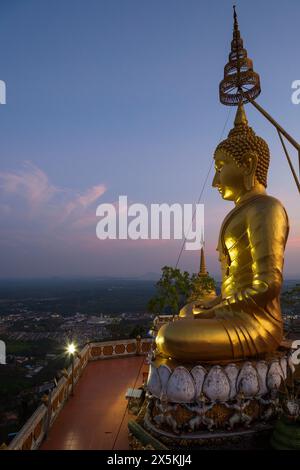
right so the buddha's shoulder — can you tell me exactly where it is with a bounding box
[246,194,288,219]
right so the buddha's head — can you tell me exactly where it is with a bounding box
[212,103,270,202]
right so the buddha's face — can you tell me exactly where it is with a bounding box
[212,150,248,201]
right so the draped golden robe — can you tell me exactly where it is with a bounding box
[156,194,289,363]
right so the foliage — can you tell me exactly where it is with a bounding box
[105,320,152,341]
[188,274,216,302]
[129,324,148,338]
[148,266,216,315]
[147,266,191,315]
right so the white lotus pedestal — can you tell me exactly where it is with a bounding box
[141,346,294,449]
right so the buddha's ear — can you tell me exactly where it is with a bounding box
[243,152,258,191]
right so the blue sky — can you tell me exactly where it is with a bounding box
[0,0,299,278]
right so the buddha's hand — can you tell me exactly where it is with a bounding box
[178,302,194,318]
[194,294,222,310]
[192,305,216,319]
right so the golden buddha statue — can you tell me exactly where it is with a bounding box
[156,103,289,363]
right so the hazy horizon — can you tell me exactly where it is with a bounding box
[0,275,299,282]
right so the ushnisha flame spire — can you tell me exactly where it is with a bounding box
[219,5,261,106]
[228,101,255,138]
[234,100,248,126]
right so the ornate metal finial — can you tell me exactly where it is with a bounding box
[233,5,238,29]
[219,6,261,106]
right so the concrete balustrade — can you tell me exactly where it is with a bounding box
[6,337,153,450]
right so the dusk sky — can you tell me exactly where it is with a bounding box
[0,0,299,279]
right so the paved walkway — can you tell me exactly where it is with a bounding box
[41,356,145,450]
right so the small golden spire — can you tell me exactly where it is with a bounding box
[199,247,208,277]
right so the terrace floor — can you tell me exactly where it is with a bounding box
[40,356,145,450]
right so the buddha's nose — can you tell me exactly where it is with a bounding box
[212,172,219,188]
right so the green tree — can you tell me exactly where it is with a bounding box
[189,274,216,302]
[130,324,148,338]
[148,266,216,315]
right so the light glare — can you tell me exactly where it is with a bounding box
[67,343,76,355]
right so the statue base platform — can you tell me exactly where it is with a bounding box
[144,344,294,439]
[129,403,273,450]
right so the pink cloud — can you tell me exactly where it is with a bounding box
[77,185,106,207]
[0,162,107,239]
[0,161,59,214]
[63,185,106,219]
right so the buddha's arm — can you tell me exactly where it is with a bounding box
[224,199,289,308]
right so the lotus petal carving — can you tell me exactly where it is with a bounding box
[166,366,195,403]
[256,361,268,396]
[203,365,230,402]
[157,365,172,395]
[147,364,161,397]
[237,362,259,397]
[147,353,290,403]
[224,363,239,400]
[191,365,206,399]
[267,360,284,391]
